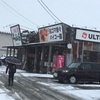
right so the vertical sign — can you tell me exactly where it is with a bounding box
[10,24,22,46]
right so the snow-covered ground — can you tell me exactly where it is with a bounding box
[0,65,100,100]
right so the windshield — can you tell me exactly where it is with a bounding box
[67,63,81,69]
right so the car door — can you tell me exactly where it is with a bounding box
[90,63,100,81]
[77,63,92,82]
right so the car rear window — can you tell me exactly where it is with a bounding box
[80,63,92,70]
[68,63,81,69]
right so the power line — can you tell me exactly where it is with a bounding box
[3,23,36,31]
[40,0,62,22]
[1,0,39,28]
[0,1,20,20]
[20,25,37,31]
[37,0,59,23]
[0,2,36,31]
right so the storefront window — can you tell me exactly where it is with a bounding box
[84,42,99,51]
[83,42,100,62]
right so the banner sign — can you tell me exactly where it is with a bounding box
[39,24,63,43]
[56,55,65,68]
[75,29,100,43]
[10,24,22,46]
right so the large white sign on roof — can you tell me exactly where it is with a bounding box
[75,29,100,43]
[39,24,63,43]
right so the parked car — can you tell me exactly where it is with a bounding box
[53,68,65,79]
[55,62,100,84]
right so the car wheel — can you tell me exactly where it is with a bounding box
[69,76,77,84]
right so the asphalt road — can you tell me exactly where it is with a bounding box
[0,73,79,100]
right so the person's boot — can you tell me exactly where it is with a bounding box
[11,81,13,86]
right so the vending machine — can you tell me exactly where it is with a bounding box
[52,55,65,72]
[56,55,65,68]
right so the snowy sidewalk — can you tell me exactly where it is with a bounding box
[0,65,53,78]
[0,88,14,100]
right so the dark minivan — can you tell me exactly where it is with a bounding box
[55,62,100,84]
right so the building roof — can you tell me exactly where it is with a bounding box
[0,31,11,35]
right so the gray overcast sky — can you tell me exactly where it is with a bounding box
[0,0,100,32]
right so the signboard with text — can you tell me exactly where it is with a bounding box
[39,24,63,43]
[75,29,100,43]
[10,24,22,46]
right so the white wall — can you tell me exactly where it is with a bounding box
[0,32,13,57]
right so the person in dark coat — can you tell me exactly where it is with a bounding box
[6,62,16,86]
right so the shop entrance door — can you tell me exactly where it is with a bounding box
[83,51,97,62]
[90,51,97,62]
